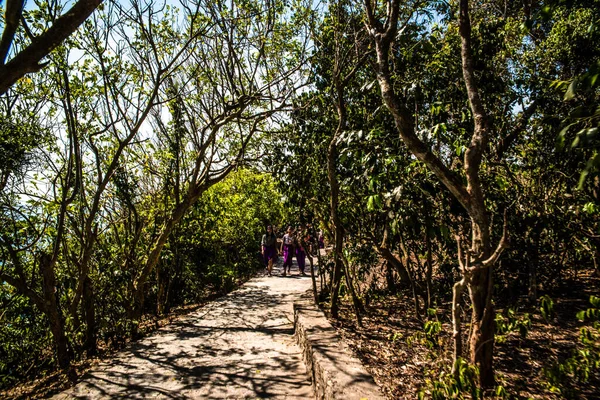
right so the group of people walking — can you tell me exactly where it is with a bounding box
[261,224,324,277]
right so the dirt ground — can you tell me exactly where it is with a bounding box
[323,273,600,399]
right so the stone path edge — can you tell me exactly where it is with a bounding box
[293,291,385,400]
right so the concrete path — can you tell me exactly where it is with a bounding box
[54,261,314,399]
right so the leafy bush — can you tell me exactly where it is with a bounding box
[407,309,443,349]
[419,358,482,400]
[0,292,51,388]
[540,295,556,323]
[495,308,531,344]
[543,296,600,398]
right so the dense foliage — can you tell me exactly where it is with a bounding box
[0,167,282,387]
[1,0,599,398]
[0,0,308,388]
[274,0,600,396]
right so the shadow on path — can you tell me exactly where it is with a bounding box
[55,263,314,399]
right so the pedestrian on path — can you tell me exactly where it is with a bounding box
[261,225,278,276]
[295,226,308,276]
[280,226,295,276]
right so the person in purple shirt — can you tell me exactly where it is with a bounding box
[280,226,295,276]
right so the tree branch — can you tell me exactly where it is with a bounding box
[0,0,26,65]
[495,100,538,159]
[0,0,102,95]
[482,210,509,267]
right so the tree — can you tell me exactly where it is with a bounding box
[0,0,212,368]
[363,0,508,387]
[321,1,370,320]
[0,0,103,94]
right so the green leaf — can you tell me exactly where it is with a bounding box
[583,202,596,214]
[564,79,577,100]
[578,169,590,190]
[367,196,375,212]
[440,225,450,240]
[374,194,383,209]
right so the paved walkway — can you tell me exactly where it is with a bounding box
[54,261,314,399]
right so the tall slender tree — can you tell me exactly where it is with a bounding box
[363,0,507,386]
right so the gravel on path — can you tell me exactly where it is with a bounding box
[53,261,314,399]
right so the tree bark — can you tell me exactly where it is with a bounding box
[308,245,319,305]
[374,225,412,286]
[132,159,240,322]
[459,0,496,386]
[327,43,347,319]
[156,261,168,316]
[378,249,413,290]
[385,261,397,294]
[132,189,201,321]
[529,224,540,302]
[325,2,369,319]
[341,254,365,326]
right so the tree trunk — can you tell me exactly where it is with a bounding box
[469,301,495,386]
[529,224,540,302]
[83,275,97,355]
[327,131,344,319]
[308,248,319,305]
[425,211,434,310]
[385,261,397,294]
[458,0,500,387]
[166,240,182,312]
[40,253,70,369]
[132,195,194,322]
[330,252,343,318]
[363,0,510,388]
[451,278,466,376]
[399,235,424,318]
[466,221,495,387]
[317,243,327,299]
[342,255,364,326]
[376,243,411,287]
[131,160,237,322]
[156,262,168,316]
[326,2,367,318]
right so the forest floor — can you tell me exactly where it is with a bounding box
[324,270,600,399]
[2,262,314,399]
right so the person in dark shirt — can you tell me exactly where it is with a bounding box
[261,225,278,276]
[295,226,308,276]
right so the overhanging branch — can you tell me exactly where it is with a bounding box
[0,0,103,95]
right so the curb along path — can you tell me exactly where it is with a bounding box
[54,262,313,399]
